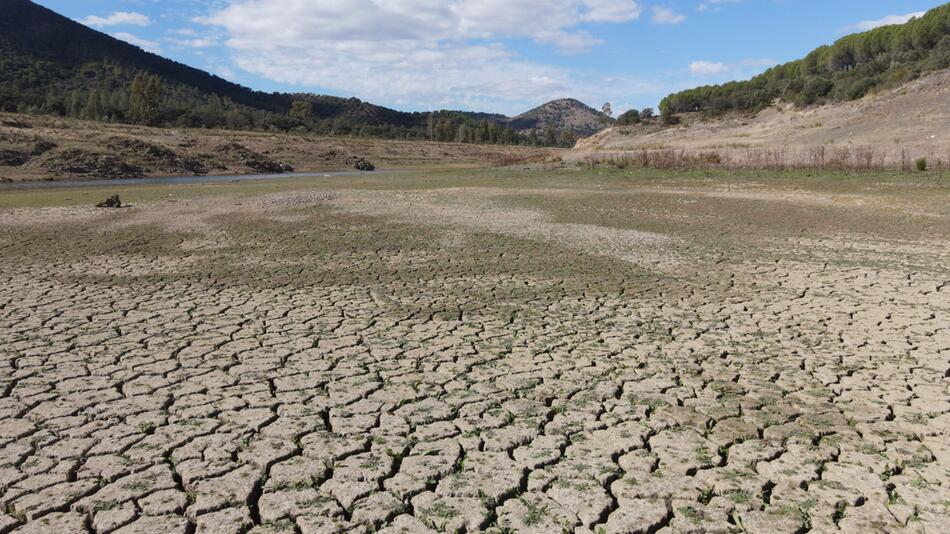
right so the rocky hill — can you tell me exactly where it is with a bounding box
[508,99,612,136]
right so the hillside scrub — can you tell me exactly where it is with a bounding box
[660,3,950,115]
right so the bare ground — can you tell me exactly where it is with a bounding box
[0,168,948,533]
[0,114,553,182]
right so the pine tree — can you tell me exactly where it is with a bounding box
[290,100,312,122]
[543,125,557,146]
[83,91,101,120]
[557,128,576,148]
[129,72,164,125]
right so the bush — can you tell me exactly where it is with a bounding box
[617,109,641,125]
[661,108,680,125]
[916,158,927,172]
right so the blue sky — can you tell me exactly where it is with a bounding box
[35,0,946,115]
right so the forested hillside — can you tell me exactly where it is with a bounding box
[660,3,950,115]
[0,0,585,146]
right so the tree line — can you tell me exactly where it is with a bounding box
[660,3,950,116]
[0,54,573,147]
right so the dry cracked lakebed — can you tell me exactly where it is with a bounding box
[0,168,948,533]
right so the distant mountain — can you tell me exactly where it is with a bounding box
[0,0,610,142]
[508,99,612,137]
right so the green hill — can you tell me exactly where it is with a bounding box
[660,3,950,116]
[0,0,439,136]
[0,0,565,144]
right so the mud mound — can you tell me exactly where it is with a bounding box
[31,148,144,179]
[219,142,293,173]
[31,140,57,155]
[0,111,553,182]
[0,118,30,129]
[0,150,30,167]
[107,137,208,175]
[0,138,56,168]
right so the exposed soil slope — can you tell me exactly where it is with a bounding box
[576,69,950,166]
[0,114,554,182]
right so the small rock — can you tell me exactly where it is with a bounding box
[96,195,124,208]
[354,157,375,171]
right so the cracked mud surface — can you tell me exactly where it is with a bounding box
[0,169,948,533]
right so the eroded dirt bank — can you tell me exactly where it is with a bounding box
[0,113,552,182]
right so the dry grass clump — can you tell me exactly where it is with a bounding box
[583,146,949,172]
[491,153,552,167]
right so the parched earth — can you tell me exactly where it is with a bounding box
[0,169,948,533]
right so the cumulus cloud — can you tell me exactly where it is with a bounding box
[81,12,151,28]
[200,0,646,111]
[651,7,685,25]
[841,11,926,33]
[689,61,728,76]
[205,0,641,47]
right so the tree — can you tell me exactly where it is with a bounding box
[82,90,101,120]
[601,102,612,127]
[543,125,558,146]
[129,72,164,125]
[290,100,312,122]
[426,114,435,141]
[488,122,500,144]
[557,128,576,148]
[661,107,680,125]
[641,107,655,120]
[435,119,455,142]
[456,123,471,143]
[617,109,641,125]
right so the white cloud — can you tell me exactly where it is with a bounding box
[81,12,151,28]
[651,6,685,25]
[697,0,741,13]
[205,0,641,46]
[200,0,647,112]
[689,61,728,76]
[742,58,776,69]
[580,0,643,22]
[113,32,162,54]
[841,11,926,33]
[534,30,604,54]
[211,64,239,82]
[688,58,775,78]
[172,38,218,49]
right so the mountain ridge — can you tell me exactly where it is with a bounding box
[0,0,609,141]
